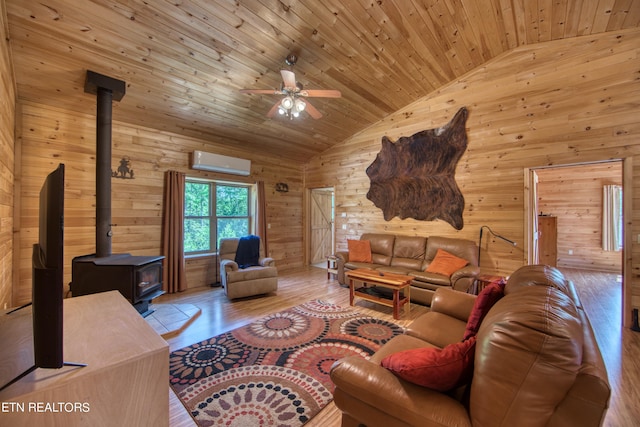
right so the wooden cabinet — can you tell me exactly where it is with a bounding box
[538,215,558,266]
[0,291,169,427]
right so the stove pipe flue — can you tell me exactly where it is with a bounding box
[84,71,126,258]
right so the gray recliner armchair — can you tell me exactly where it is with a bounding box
[219,237,278,299]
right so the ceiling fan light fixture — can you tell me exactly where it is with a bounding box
[294,98,306,112]
[239,54,341,120]
[281,96,294,110]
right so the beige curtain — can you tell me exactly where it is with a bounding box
[256,181,269,255]
[162,170,187,293]
[532,170,540,264]
[603,184,623,252]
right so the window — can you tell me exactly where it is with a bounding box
[184,180,252,254]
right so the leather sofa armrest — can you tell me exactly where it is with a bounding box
[259,257,275,267]
[335,251,349,262]
[335,251,349,284]
[450,265,480,282]
[220,259,238,272]
[220,259,237,288]
[330,356,470,426]
[451,265,480,293]
[430,287,477,322]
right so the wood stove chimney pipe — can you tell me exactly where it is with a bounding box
[84,71,126,258]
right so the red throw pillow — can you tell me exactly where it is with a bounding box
[381,336,476,391]
[462,279,506,340]
[425,249,469,277]
[347,239,372,263]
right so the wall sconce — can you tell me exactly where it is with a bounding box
[478,225,516,267]
[275,182,289,192]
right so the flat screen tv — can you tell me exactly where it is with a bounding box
[31,163,65,369]
[0,164,85,392]
[0,164,64,391]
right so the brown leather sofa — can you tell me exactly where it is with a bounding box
[330,265,610,427]
[335,233,479,305]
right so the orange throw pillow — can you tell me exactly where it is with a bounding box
[347,240,372,263]
[425,249,469,277]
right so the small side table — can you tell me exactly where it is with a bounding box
[475,274,504,294]
[346,269,413,320]
[327,256,338,280]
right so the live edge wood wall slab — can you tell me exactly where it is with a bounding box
[304,29,640,309]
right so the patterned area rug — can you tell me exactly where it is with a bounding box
[169,299,403,427]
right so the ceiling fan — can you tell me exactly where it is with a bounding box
[240,54,341,119]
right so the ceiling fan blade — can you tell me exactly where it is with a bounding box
[239,89,281,95]
[301,89,342,98]
[280,70,297,90]
[266,100,281,118]
[304,99,323,119]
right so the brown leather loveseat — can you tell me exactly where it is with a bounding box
[330,265,610,427]
[335,233,479,305]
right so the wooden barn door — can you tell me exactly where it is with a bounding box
[309,188,334,265]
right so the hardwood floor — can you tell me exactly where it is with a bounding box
[561,268,640,427]
[155,266,639,427]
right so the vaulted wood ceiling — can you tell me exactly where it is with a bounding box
[5,0,640,162]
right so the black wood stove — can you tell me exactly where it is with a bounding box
[70,71,165,316]
[71,254,164,317]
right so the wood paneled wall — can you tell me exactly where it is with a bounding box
[14,101,304,306]
[536,163,623,273]
[305,29,640,305]
[6,24,640,317]
[0,4,15,310]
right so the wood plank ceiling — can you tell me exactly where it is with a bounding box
[5,0,640,162]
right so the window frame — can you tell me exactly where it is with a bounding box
[184,178,254,255]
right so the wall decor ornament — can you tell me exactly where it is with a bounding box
[112,157,134,179]
[366,107,468,230]
[275,182,289,192]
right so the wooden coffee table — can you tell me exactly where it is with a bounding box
[346,268,413,319]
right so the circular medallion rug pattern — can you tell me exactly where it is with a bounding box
[169,299,404,427]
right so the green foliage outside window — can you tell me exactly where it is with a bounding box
[184,217,211,253]
[216,186,248,216]
[184,182,211,252]
[184,181,251,253]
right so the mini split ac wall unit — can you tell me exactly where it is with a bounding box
[191,150,251,176]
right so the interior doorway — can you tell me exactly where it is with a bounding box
[524,158,632,327]
[309,188,335,265]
